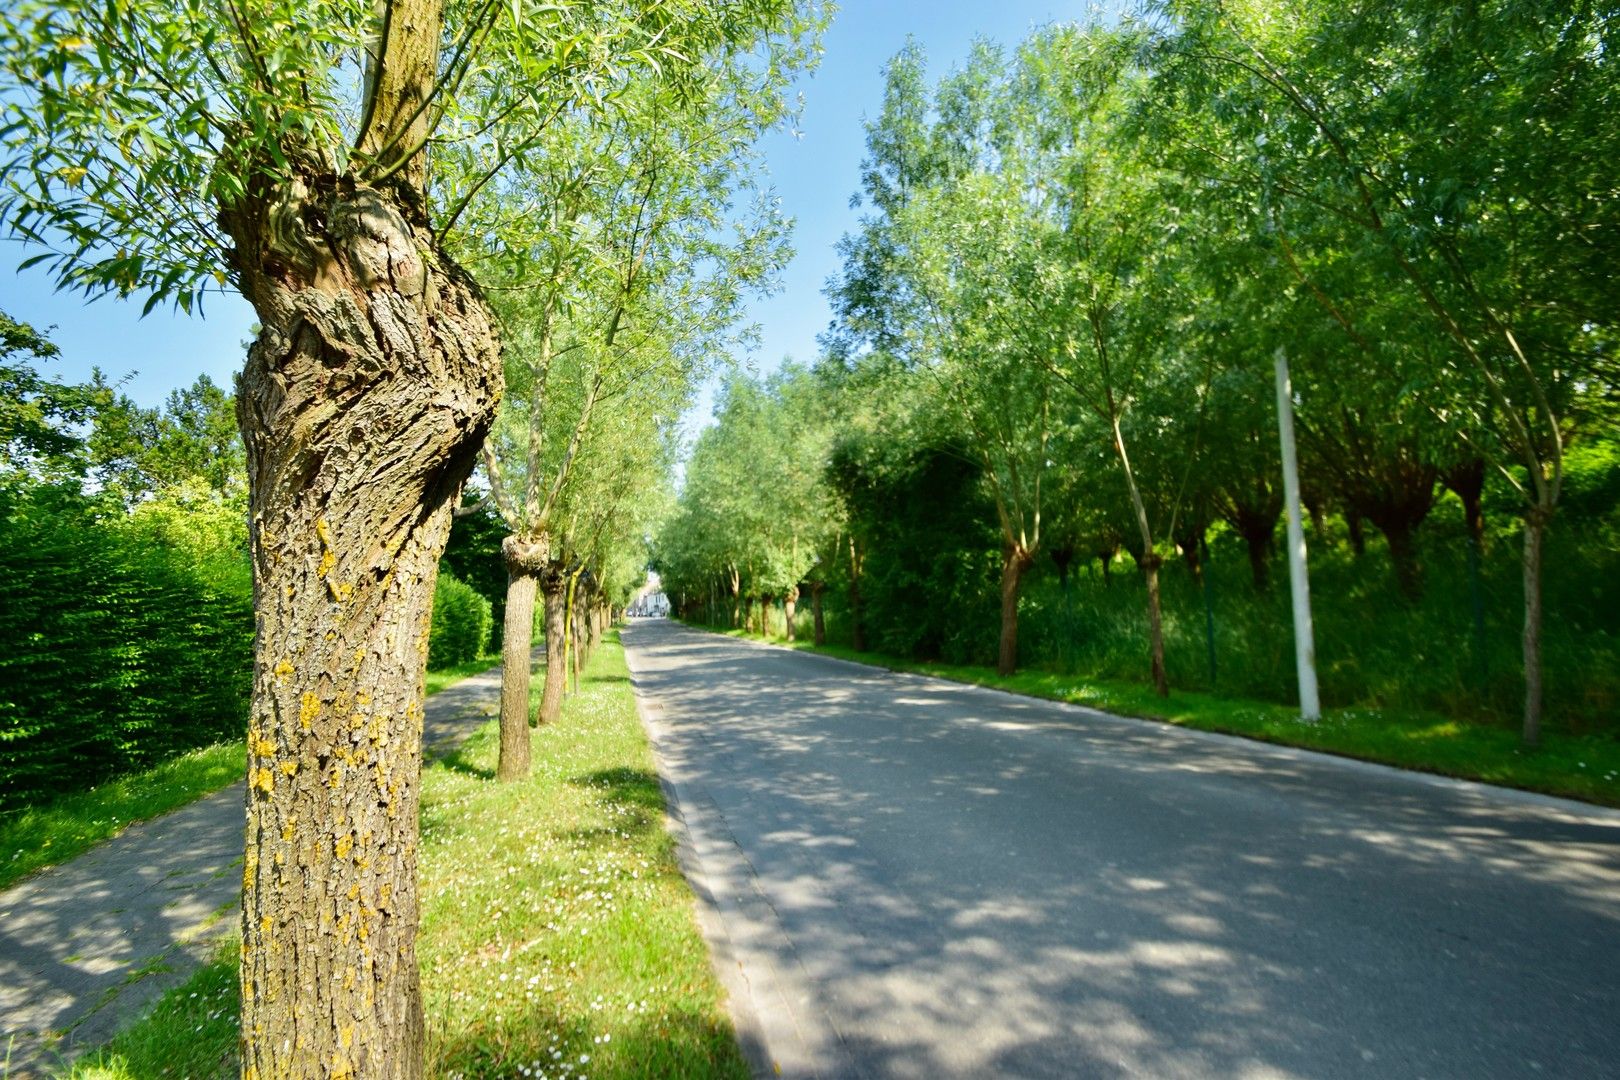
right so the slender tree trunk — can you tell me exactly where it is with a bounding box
[1112,415,1169,698]
[848,536,866,652]
[232,181,500,1076]
[565,571,582,695]
[1522,509,1547,746]
[997,545,1033,676]
[537,571,567,726]
[810,582,826,646]
[497,537,546,783]
[784,585,799,642]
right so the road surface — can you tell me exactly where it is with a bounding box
[623,619,1620,1080]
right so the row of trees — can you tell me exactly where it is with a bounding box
[658,4,1618,746]
[0,0,820,1070]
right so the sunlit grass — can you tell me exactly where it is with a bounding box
[712,623,1620,808]
[0,654,503,894]
[59,630,748,1080]
[425,652,501,696]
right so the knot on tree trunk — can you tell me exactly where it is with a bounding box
[1138,552,1165,572]
[331,190,428,297]
[502,535,550,577]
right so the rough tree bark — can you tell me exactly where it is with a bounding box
[784,584,799,642]
[997,544,1034,676]
[230,176,501,1075]
[537,567,567,726]
[1140,552,1169,697]
[1522,508,1547,746]
[496,537,547,783]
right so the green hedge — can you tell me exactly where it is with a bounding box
[0,486,254,813]
[429,571,492,668]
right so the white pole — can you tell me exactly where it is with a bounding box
[1274,346,1321,721]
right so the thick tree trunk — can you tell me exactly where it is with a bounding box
[497,537,546,784]
[1522,509,1547,746]
[810,582,826,646]
[784,585,799,642]
[1381,521,1424,601]
[1243,526,1271,591]
[997,546,1033,676]
[232,183,500,1077]
[537,571,567,726]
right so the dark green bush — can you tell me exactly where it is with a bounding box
[429,571,492,667]
[0,484,253,812]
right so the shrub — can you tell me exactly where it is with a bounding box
[0,484,253,812]
[429,571,492,668]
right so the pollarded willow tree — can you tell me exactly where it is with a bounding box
[0,0,816,1071]
[461,52,801,782]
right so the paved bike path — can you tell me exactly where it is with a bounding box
[0,664,506,1077]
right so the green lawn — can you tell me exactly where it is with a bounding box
[711,625,1620,809]
[0,655,503,893]
[64,630,749,1080]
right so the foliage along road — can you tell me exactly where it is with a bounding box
[0,664,508,1078]
[624,619,1620,1080]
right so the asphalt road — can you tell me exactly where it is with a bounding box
[622,620,1620,1080]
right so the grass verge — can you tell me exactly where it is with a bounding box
[708,624,1620,809]
[0,656,502,894]
[63,630,749,1080]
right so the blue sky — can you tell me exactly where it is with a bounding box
[3,2,1078,409]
